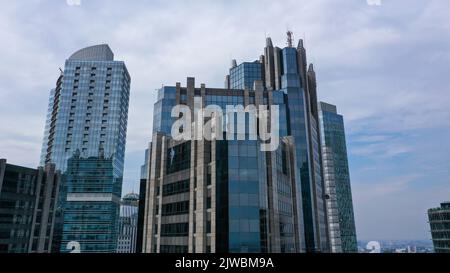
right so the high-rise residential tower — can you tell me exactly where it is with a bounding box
[428,202,450,253]
[40,44,130,253]
[319,102,357,253]
[142,34,330,253]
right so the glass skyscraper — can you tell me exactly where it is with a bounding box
[428,202,450,253]
[40,44,130,253]
[319,102,357,253]
[142,34,337,253]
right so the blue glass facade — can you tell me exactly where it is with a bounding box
[40,45,130,253]
[227,140,266,253]
[144,36,341,253]
[61,155,120,253]
[40,89,55,167]
[229,62,263,90]
[153,87,177,134]
[279,47,317,251]
[319,102,357,253]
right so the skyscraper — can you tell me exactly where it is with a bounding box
[428,202,450,253]
[142,34,330,253]
[0,159,60,253]
[40,44,130,253]
[117,193,139,253]
[319,102,357,253]
[136,147,151,253]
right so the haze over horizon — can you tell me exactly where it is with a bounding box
[1,0,449,242]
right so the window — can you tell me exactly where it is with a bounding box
[206,221,211,233]
[207,197,212,209]
[162,201,189,216]
[162,180,190,196]
[166,142,191,174]
[160,223,189,237]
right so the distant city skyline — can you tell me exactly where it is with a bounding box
[1,0,449,242]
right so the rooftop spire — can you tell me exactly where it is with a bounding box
[266,37,273,47]
[297,39,304,50]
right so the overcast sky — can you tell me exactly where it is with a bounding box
[1,0,449,241]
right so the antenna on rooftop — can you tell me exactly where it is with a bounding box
[287,30,294,48]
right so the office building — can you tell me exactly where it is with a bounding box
[319,102,357,253]
[142,33,330,253]
[428,202,450,253]
[226,61,263,90]
[40,44,131,253]
[136,147,150,253]
[117,193,139,253]
[0,159,60,253]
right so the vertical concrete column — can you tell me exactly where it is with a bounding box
[264,38,275,90]
[156,136,168,253]
[144,133,164,252]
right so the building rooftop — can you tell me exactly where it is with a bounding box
[123,193,139,201]
[319,102,338,114]
[69,44,114,61]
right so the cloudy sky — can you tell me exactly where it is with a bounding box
[0,0,449,242]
